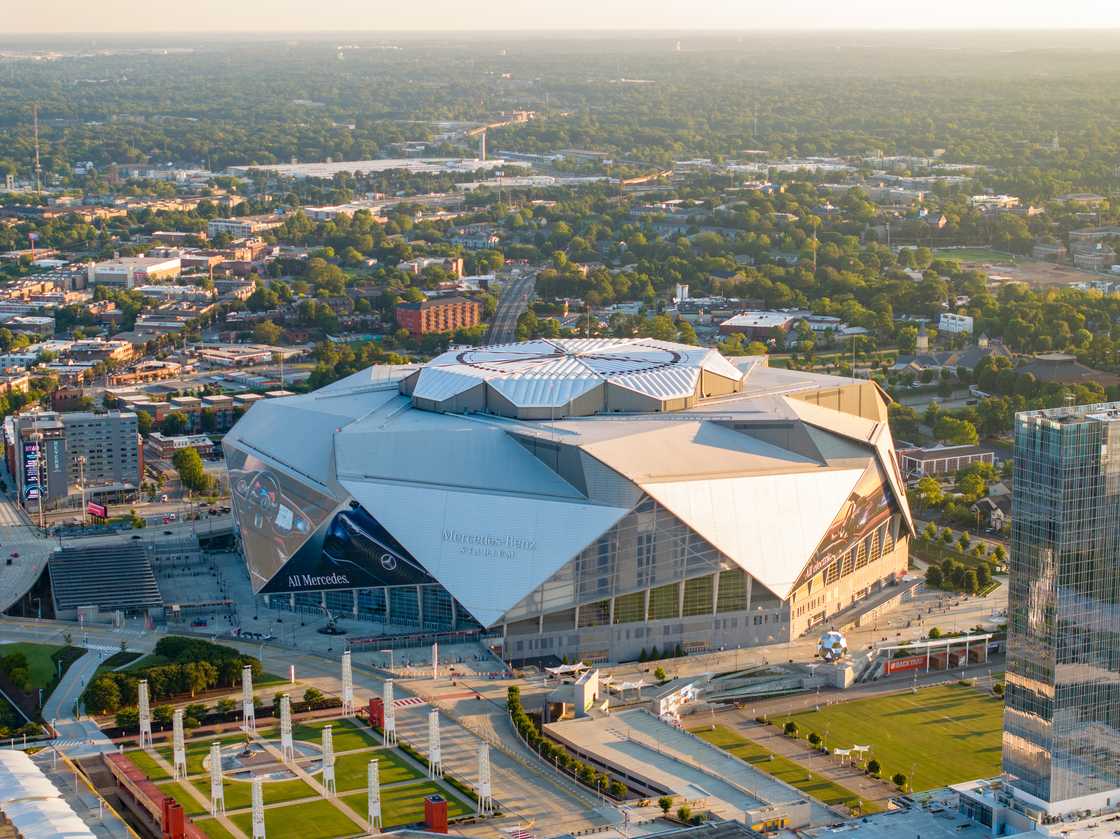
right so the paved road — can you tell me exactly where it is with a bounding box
[486,272,536,345]
[0,462,57,613]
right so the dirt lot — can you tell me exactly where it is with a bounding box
[969,258,1105,289]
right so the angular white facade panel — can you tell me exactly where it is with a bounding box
[640,468,865,600]
[336,419,583,500]
[340,479,629,624]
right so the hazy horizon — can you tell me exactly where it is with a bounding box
[10,0,1120,35]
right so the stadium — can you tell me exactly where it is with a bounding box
[222,338,914,664]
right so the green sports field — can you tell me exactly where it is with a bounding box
[779,683,1004,791]
[932,247,1017,264]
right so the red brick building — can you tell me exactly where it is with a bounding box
[395,296,482,335]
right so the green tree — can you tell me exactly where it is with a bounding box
[253,319,283,345]
[172,447,210,494]
[962,570,979,594]
[160,412,189,436]
[867,759,881,776]
[914,476,944,510]
[658,796,673,815]
[653,666,667,682]
[925,565,944,588]
[84,675,122,714]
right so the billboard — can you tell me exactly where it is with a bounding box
[87,501,108,518]
[226,447,339,591]
[22,440,41,502]
[260,500,436,595]
[794,462,895,590]
[227,444,435,594]
[885,654,926,674]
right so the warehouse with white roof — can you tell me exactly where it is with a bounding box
[223,338,913,663]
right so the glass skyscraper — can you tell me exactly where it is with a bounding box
[1004,404,1120,814]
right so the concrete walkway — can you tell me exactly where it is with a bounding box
[614,710,834,825]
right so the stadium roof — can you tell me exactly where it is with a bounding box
[402,338,745,417]
[224,341,913,625]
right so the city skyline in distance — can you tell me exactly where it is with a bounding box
[9,0,1120,35]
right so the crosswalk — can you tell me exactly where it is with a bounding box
[393,696,426,709]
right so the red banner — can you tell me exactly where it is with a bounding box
[87,501,108,518]
[885,654,926,674]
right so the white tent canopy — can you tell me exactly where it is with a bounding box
[0,751,95,839]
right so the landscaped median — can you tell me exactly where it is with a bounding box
[688,724,879,815]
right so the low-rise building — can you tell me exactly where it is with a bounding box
[145,432,215,460]
[938,312,974,334]
[69,338,136,364]
[898,444,994,478]
[395,296,482,335]
[207,215,284,239]
[398,256,463,278]
[718,311,797,339]
[87,256,181,289]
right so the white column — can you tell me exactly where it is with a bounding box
[242,665,256,734]
[322,724,336,795]
[368,759,381,830]
[477,743,493,815]
[432,642,439,681]
[341,651,354,716]
[384,680,397,746]
[427,709,442,778]
[137,680,152,749]
[279,694,294,762]
[172,708,186,780]
[251,776,266,839]
[209,741,225,815]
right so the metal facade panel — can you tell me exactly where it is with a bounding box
[640,468,865,601]
[335,419,583,500]
[339,479,629,626]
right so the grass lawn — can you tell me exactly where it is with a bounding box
[192,818,237,839]
[123,653,171,673]
[780,683,1004,791]
[331,747,423,792]
[125,733,248,780]
[0,643,71,689]
[343,780,473,828]
[156,781,209,816]
[125,748,170,781]
[290,718,378,752]
[932,247,1017,264]
[690,725,880,813]
[229,798,363,839]
[222,776,316,810]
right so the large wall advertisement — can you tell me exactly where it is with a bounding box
[259,500,436,595]
[794,462,895,591]
[227,447,338,591]
[227,445,435,594]
[21,440,41,502]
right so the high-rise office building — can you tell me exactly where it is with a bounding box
[1003,404,1120,816]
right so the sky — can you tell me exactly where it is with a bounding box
[10,0,1120,34]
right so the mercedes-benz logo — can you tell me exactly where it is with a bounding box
[379,553,398,571]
